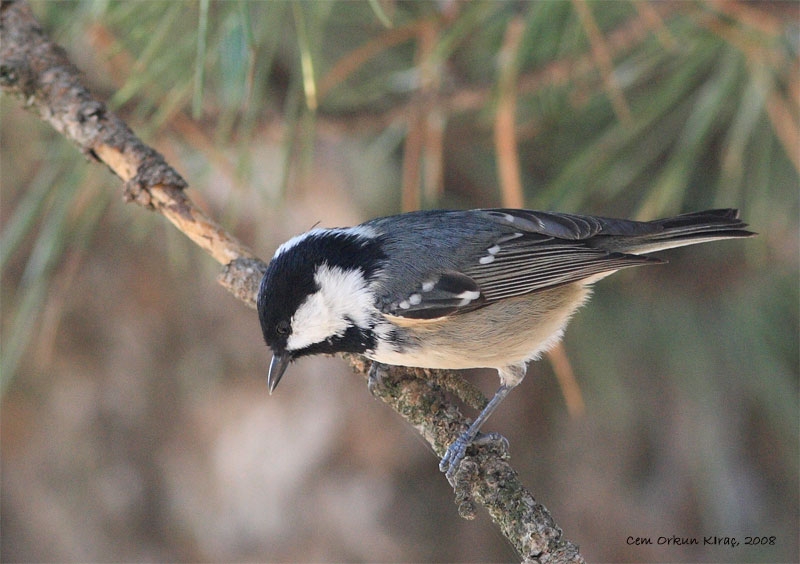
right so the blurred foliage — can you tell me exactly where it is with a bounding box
[1,1,798,561]
[4,0,796,387]
[19,0,799,212]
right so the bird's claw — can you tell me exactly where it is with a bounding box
[367,362,388,397]
[439,431,509,480]
[439,434,469,477]
[474,431,510,454]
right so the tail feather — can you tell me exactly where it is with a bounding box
[599,209,756,254]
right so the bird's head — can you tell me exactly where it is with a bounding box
[257,227,385,392]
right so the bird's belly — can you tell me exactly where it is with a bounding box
[370,283,590,370]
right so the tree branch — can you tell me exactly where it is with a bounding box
[0,2,583,561]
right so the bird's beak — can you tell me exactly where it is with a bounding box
[268,353,291,394]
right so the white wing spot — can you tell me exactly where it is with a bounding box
[456,290,481,306]
[409,293,422,305]
[504,213,515,222]
[497,232,524,244]
[487,244,501,255]
[421,281,436,292]
[399,300,411,309]
[479,255,495,265]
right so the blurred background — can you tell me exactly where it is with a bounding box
[1,1,797,562]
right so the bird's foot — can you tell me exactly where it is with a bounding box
[439,433,469,477]
[439,431,509,481]
[475,431,510,454]
[367,362,390,398]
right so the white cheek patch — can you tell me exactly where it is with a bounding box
[286,263,376,352]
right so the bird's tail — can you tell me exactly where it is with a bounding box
[606,209,756,255]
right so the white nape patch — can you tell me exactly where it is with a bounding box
[456,290,481,306]
[479,255,495,265]
[273,225,378,258]
[286,263,375,352]
[273,229,325,258]
[340,224,379,240]
[421,280,436,292]
[408,293,422,305]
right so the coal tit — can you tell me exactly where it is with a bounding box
[256,208,754,476]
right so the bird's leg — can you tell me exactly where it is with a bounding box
[439,384,512,477]
[439,363,526,480]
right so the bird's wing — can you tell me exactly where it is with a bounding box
[378,209,660,319]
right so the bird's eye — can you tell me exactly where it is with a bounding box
[276,320,290,335]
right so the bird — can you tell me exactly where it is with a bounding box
[256,208,754,477]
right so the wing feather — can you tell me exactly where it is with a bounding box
[464,246,658,301]
[376,208,671,319]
